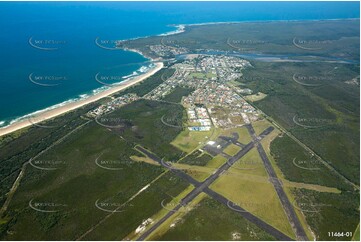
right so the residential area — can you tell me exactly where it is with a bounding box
[146,55,260,129]
[88,55,260,130]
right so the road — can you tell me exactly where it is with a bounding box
[245,124,308,241]
[136,126,294,241]
[253,104,357,190]
[0,120,92,217]
[226,81,358,190]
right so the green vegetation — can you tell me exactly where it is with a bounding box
[178,150,213,166]
[163,86,195,103]
[121,19,360,184]
[0,115,189,240]
[181,155,226,182]
[353,224,360,241]
[156,197,277,241]
[138,187,205,240]
[231,147,267,177]
[292,188,359,241]
[210,168,295,239]
[1,19,359,241]
[271,135,352,190]
[0,102,98,208]
[221,127,252,145]
[105,99,185,160]
[189,72,216,79]
[0,121,158,239]
[244,92,267,102]
[246,61,360,184]
[252,119,272,136]
[223,144,241,156]
[171,129,213,153]
[120,20,359,61]
[0,67,176,209]
[83,172,189,240]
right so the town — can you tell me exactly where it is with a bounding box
[146,55,260,129]
[88,54,260,130]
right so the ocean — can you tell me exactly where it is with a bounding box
[0,1,359,126]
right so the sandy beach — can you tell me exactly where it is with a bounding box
[0,62,163,137]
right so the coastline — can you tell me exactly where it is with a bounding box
[116,24,185,43]
[0,62,163,137]
[1,17,357,137]
[181,17,359,27]
[0,23,178,138]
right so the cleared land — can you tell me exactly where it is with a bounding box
[156,197,277,241]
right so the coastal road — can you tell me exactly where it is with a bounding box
[245,124,308,241]
[136,126,293,241]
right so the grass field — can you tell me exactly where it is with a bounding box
[178,150,213,166]
[181,155,227,182]
[231,147,268,177]
[221,126,253,145]
[188,72,216,79]
[210,170,295,239]
[171,129,213,154]
[244,92,267,102]
[156,197,277,241]
[223,144,241,156]
[252,119,273,136]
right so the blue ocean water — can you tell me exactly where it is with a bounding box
[0,1,359,126]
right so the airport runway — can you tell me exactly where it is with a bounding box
[245,124,308,241]
[136,126,294,241]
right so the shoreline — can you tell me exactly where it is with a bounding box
[0,23,182,136]
[1,17,357,137]
[116,18,358,44]
[116,24,185,43]
[180,17,359,28]
[0,62,163,137]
